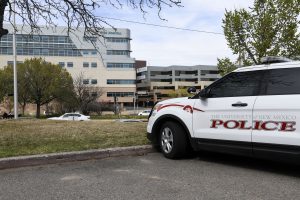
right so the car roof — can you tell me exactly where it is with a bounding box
[234,61,300,73]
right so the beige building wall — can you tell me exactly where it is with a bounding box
[0,55,136,104]
[0,26,137,112]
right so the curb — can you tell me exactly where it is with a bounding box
[0,145,154,170]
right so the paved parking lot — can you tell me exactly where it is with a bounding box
[1,152,300,200]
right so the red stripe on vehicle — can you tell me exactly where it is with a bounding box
[183,105,193,113]
[157,104,184,111]
[193,107,205,112]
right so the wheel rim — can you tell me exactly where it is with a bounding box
[161,127,174,154]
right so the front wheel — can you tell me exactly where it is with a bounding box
[159,121,189,159]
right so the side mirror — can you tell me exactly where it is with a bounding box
[199,88,211,98]
[187,86,197,94]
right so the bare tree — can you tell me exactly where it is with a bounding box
[73,72,104,114]
[0,0,182,38]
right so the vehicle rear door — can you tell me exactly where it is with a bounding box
[192,70,264,156]
[252,66,300,161]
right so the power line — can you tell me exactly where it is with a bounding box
[100,16,224,35]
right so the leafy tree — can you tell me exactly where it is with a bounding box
[217,58,237,76]
[24,58,74,118]
[220,0,300,66]
[0,0,182,38]
[17,63,31,115]
[0,59,74,116]
[167,88,191,98]
[0,65,13,102]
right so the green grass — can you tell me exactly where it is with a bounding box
[0,119,149,158]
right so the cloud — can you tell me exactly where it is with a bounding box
[99,0,253,66]
[98,1,254,66]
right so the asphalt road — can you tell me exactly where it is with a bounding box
[1,152,300,200]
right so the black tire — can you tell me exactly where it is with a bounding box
[159,121,189,159]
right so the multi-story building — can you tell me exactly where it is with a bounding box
[136,65,221,106]
[0,25,136,108]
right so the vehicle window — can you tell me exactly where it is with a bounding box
[75,114,81,117]
[266,68,300,95]
[63,114,69,118]
[208,71,263,98]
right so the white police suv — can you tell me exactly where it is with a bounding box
[147,57,300,162]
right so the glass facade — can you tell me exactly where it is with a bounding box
[107,92,134,97]
[83,37,97,42]
[107,63,134,68]
[107,50,130,56]
[107,79,135,84]
[105,37,129,43]
[0,34,82,56]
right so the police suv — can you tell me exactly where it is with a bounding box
[147,57,300,162]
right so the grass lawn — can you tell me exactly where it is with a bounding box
[0,119,149,158]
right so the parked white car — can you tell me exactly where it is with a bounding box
[48,113,90,121]
[138,110,151,116]
[147,57,300,163]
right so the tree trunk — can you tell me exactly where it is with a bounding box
[22,104,26,116]
[36,102,41,118]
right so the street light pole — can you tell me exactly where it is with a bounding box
[13,0,18,119]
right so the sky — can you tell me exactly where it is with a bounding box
[5,0,254,66]
[97,0,254,66]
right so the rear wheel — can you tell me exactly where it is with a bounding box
[159,121,189,159]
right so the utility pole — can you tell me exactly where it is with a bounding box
[13,0,18,119]
[133,95,136,115]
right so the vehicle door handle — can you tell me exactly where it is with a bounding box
[232,102,248,107]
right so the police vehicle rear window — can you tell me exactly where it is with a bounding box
[266,67,300,95]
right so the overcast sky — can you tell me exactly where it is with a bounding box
[98,0,254,66]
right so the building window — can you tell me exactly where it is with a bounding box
[107,79,135,84]
[67,62,73,67]
[107,92,135,97]
[7,61,13,65]
[83,37,97,42]
[58,36,66,43]
[58,62,65,67]
[107,63,134,68]
[83,79,89,84]
[42,36,49,42]
[201,70,219,75]
[91,50,97,55]
[91,79,97,84]
[107,50,130,56]
[91,62,97,68]
[83,62,89,68]
[91,92,98,97]
[0,34,82,57]
[82,50,89,55]
[175,78,198,82]
[106,37,129,43]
